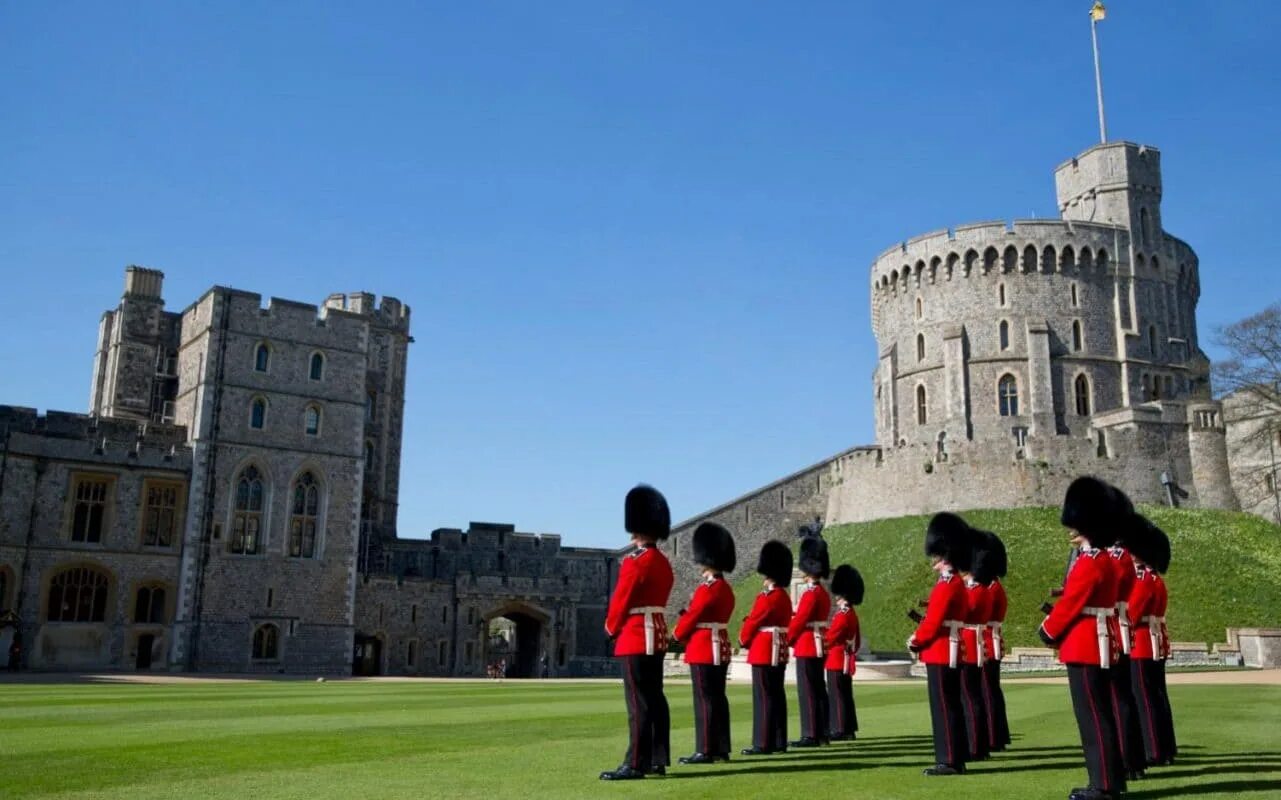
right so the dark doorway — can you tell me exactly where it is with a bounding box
[352,635,382,676]
[486,609,543,678]
[135,634,155,670]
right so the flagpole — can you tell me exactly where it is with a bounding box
[1091,12,1108,143]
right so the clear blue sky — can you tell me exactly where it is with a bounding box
[2,2,1278,550]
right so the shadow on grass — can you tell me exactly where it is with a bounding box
[1152,762,1281,780]
[1126,779,1281,798]
[664,761,871,778]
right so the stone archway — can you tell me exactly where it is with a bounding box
[483,601,550,678]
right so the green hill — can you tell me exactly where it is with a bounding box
[729,506,1281,653]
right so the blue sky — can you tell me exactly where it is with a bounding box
[2,2,1278,550]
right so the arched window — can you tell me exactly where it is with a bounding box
[254,343,270,373]
[916,385,928,425]
[1042,245,1056,273]
[304,405,321,436]
[999,320,1010,351]
[250,397,267,430]
[134,585,166,623]
[915,297,923,319]
[983,247,998,274]
[1002,245,1018,273]
[1148,325,1158,356]
[1071,283,1079,307]
[998,283,1006,306]
[998,374,1019,417]
[252,624,279,660]
[916,333,925,362]
[1062,245,1076,271]
[1097,248,1109,271]
[1022,245,1037,273]
[46,566,110,622]
[289,472,320,558]
[1072,320,1083,352]
[366,391,377,423]
[309,352,325,381]
[1074,374,1092,416]
[1079,247,1093,270]
[231,466,264,555]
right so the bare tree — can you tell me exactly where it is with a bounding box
[1215,303,1281,519]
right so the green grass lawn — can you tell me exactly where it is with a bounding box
[2,677,1279,799]
[731,506,1281,653]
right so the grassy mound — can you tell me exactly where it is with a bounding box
[730,507,1281,652]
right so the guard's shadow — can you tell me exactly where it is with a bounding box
[1126,779,1281,798]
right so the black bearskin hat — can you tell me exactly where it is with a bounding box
[1126,515,1172,575]
[830,564,865,605]
[798,536,831,579]
[692,522,737,573]
[1060,476,1125,547]
[625,484,671,540]
[971,530,1006,584]
[756,540,794,586]
[925,512,975,572]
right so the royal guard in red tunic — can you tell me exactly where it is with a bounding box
[739,540,794,756]
[1103,490,1147,781]
[979,532,1012,751]
[1039,476,1128,800]
[908,512,974,777]
[788,536,832,748]
[960,534,996,762]
[600,485,675,781]
[1123,515,1176,767]
[824,564,864,741]
[673,522,737,765]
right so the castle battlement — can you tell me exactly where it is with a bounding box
[324,292,411,331]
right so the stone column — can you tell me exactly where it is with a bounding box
[942,324,970,442]
[1026,320,1055,438]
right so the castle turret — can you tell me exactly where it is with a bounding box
[89,266,180,422]
[1055,141,1163,247]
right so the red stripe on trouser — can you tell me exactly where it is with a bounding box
[755,671,766,747]
[701,670,712,754]
[937,667,954,763]
[961,671,976,747]
[1137,661,1160,759]
[1110,682,1130,765]
[981,668,995,744]
[1084,671,1113,791]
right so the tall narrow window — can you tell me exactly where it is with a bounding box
[47,567,110,622]
[1140,208,1151,247]
[134,586,166,623]
[0,569,8,611]
[916,385,928,425]
[231,466,264,555]
[289,472,320,558]
[1072,320,1083,352]
[255,343,270,373]
[365,441,375,472]
[407,640,417,668]
[1071,283,1078,307]
[309,352,325,381]
[999,321,1010,351]
[142,482,181,547]
[250,397,267,430]
[1074,374,1091,416]
[366,391,377,423]
[915,297,923,319]
[916,334,925,362]
[998,374,1019,417]
[70,475,111,543]
[304,405,321,436]
[252,624,279,660]
[998,283,1006,306]
[1148,325,1158,357]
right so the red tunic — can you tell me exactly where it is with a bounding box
[1127,567,1168,661]
[604,545,674,657]
[910,572,968,666]
[788,582,832,659]
[1109,546,1137,655]
[673,575,735,665]
[960,579,993,665]
[985,580,1009,661]
[1040,547,1120,666]
[739,586,793,666]
[823,603,861,674]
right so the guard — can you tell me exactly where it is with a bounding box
[788,536,832,747]
[1105,491,1148,781]
[673,521,737,765]
[739,540,794,755]
[979,532,1011,751]
[1124,514,1175,767]
[600,484,675,781]
[824,564,864,741]
[960,533,995,762]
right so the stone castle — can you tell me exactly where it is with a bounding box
[0,140,1269,675]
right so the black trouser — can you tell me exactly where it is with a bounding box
[795,656,829,741]
[1110,653,1146,773]
[826,669,858,737]
[1066,664,1126,794]
[690,663,730,757]
[982,658,1010,748]
[1154,660,1177,758]
[960,663,991,760]
[925,663,968,769]
[1129,657,1171,766]
[620,654,670,769]
[751,664,788,751]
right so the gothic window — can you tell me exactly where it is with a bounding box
[1022,245,1037,273]
[252,624,279,660]
[1072,320,1084,352]
[999,321,1010,351]
[289,472,320,558]
[46,566,110,622]
[134,585,166,623]
[231,466,264,555]
[1075,374,1092,416]
[916,334,925,362]
[309,352,325,381]
[304,405,321,436]
[254,343,270,373]
[916,385,927,425]
[141,481,182,548]
[250,397,267,430]
[70,475,112,543]
[998,374,1019,417]
[1097,248,1109,271]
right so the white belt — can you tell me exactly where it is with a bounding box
[988,621,1004,662]
[1083,606,1114,669]
[943,620,965,669]
[968,624,987,668]
[696,622,728,666]
[629,606,665,656]
[807,621,828,657]
[761,626,787,667]
[1141,615,1166,662]
[1116,601,1131,656]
